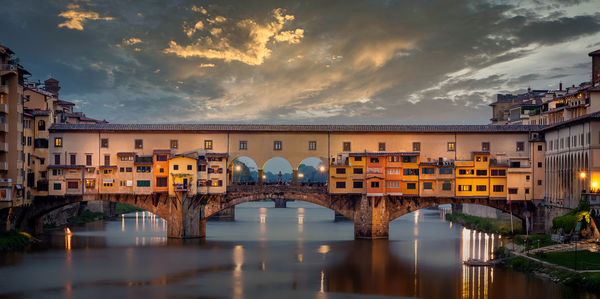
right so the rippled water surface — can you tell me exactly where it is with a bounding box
[0,201,596,298]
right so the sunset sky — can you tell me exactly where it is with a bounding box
[1,0,600,124]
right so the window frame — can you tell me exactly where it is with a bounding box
[412,142,421,152]
[447,142,456,152]
[273,141,282,151]
[204,140,213,150]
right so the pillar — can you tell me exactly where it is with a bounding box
[354,195,389,239]
[292,169,298,185]
[166,193,205,238]
[274,198,287,208]
[208,207,235,221]
[258,169,263,185]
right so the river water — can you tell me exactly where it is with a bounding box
[0,202,596,298]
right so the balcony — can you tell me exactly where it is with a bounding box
[0,162,7,170]
[0,123,6,132]
[0,142,6,152]
[0,84,7,94]
[173,183,191,191]
[0,104,7,113]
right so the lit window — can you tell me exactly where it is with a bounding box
[343,142,351,152]
[54,137,63,147]
[308,141,317,151]
[273,141,282,151]
[204,140,213,150]
[447,142,455,152]
[412,142,420,152]
[170,140,178,149]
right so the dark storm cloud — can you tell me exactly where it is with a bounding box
[1,0,599,124]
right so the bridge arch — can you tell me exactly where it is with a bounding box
[297,157,327,183]
[229,156,259,183]
[262,157,294,183]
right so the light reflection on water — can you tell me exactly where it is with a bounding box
[0,202,596,299]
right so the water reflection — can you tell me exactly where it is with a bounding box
[460,228,503,299]
[233,245,244,299]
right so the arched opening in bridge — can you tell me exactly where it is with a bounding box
[230,156,259,184]
[262,157,293,184]
[297,157,327,184]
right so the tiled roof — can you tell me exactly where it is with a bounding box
[542,111,600,131]
[50,123,544,133]
[349,151,420,157]
[589,49,600,56]
[26,109,51,116]
[153,149,171,154]
[116,152,136,156]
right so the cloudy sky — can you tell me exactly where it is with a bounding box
[1,0,599,124]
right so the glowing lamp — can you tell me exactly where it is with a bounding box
[319,165,326,172]
[235,165,241,171]
[580,172,586,179]
[298,173,304,178]
[593,181,598,190]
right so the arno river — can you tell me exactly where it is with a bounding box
[0,202,596,299]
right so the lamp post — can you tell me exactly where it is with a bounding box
[234,164,242,184]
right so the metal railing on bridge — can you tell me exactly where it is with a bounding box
[580,193,600,206]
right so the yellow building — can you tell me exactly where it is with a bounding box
[168,154,197,196]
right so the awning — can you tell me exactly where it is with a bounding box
[102,178,114,183]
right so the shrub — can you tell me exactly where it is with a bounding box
[552,214,577,233]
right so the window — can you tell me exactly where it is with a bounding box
[458,185,472,191]
[336,181,346,188]
[525,188,530,194]
[103,182,113,188]
[403,168,419,176]
[199,165,206,172]
[240,141,247,150]
[126,167,132,172]
[273,141,282,151]
[402,156,417,163]
[516,142,524,151]
[370,158,379,163]
[439,168,453,175]
[54,154,60,165]
[119,180,127,187]
[354,157,362,162]
[490,169,506,176]
[458,169,474,175]
[137,180,151,187]
[387,168,401,175]
[204,140,213,150]
[336,168,346,174]
[537,145,543,151]
[38,120,46,131]
[85,179,95,189]
[406,183,416,190]
[580,134,584,146]
[387,181,400,188]
[538,162,542,168]
[120,167,125,173]
[573,136,577,147]
[135,139,143,149]
[103,169,112,174]
[442,182,452,191]
[187,165,193,171]
[353,168,363,174]
[104,155,110,166]
[510,161,521,168]
[422,167,435,174]
[526,175,530,181]
[156,155,168,161]
[476,170,487,176]
[306,141,316,151]
[389,156,399,162]
[136,166,151,173]
[493,185,504,192]
[508,188,518,194]
[170,140,178,149]
[476,185,486,191]
[101,138,109,148]
[371,181,380,188]
[413,142,421,152]
[173,165,179,170]
[54,137,63,147]
[343,142,351,152]
[549,140,553,150]
[447,142,455,152]
[156,177,168,187]
[423,182,433,190]
[211,180,223,187]
[353,181,363,189]
[560,138,564,149]
[378,142,386,151]
[120,156,133,161]
[67,181,78,189]
[69,154,76,165]
[86,154,92,166]
[27,137,32,147]
[53,183,61,190]
[159,168,164,173]
[482,142,490,151]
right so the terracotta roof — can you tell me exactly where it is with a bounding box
[117,152,136,156]
[48,165,85,169]
[99,165,118,169]
[56,99,75,106]
[542,111,600,131]
[27,109,51,116]
[153,149,171,154]
[205,152,228,157]
[589,49,600,56]
[349,151,420,157]
[49,123,544,133]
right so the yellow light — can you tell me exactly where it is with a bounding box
[298,173,304,178]
[580,172,586,179]
[593,182,598,189]
[235,165,241,171]
[319,165,325,172]
[65,227,72,235]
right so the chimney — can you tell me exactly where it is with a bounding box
[43,78,60,97]
[559,82,562,91]
[589,49,600,85]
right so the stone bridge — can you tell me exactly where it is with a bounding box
[0,185,535,239]
[3,185,534,239]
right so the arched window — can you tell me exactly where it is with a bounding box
[38,120,46,131]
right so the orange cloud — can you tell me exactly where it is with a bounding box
[164,8,304,66]
[58,3,114,31]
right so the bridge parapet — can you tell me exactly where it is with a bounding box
[227,184,327,195]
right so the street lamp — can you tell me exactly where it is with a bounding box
[319,165,325,172]
[580,171,586,179]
